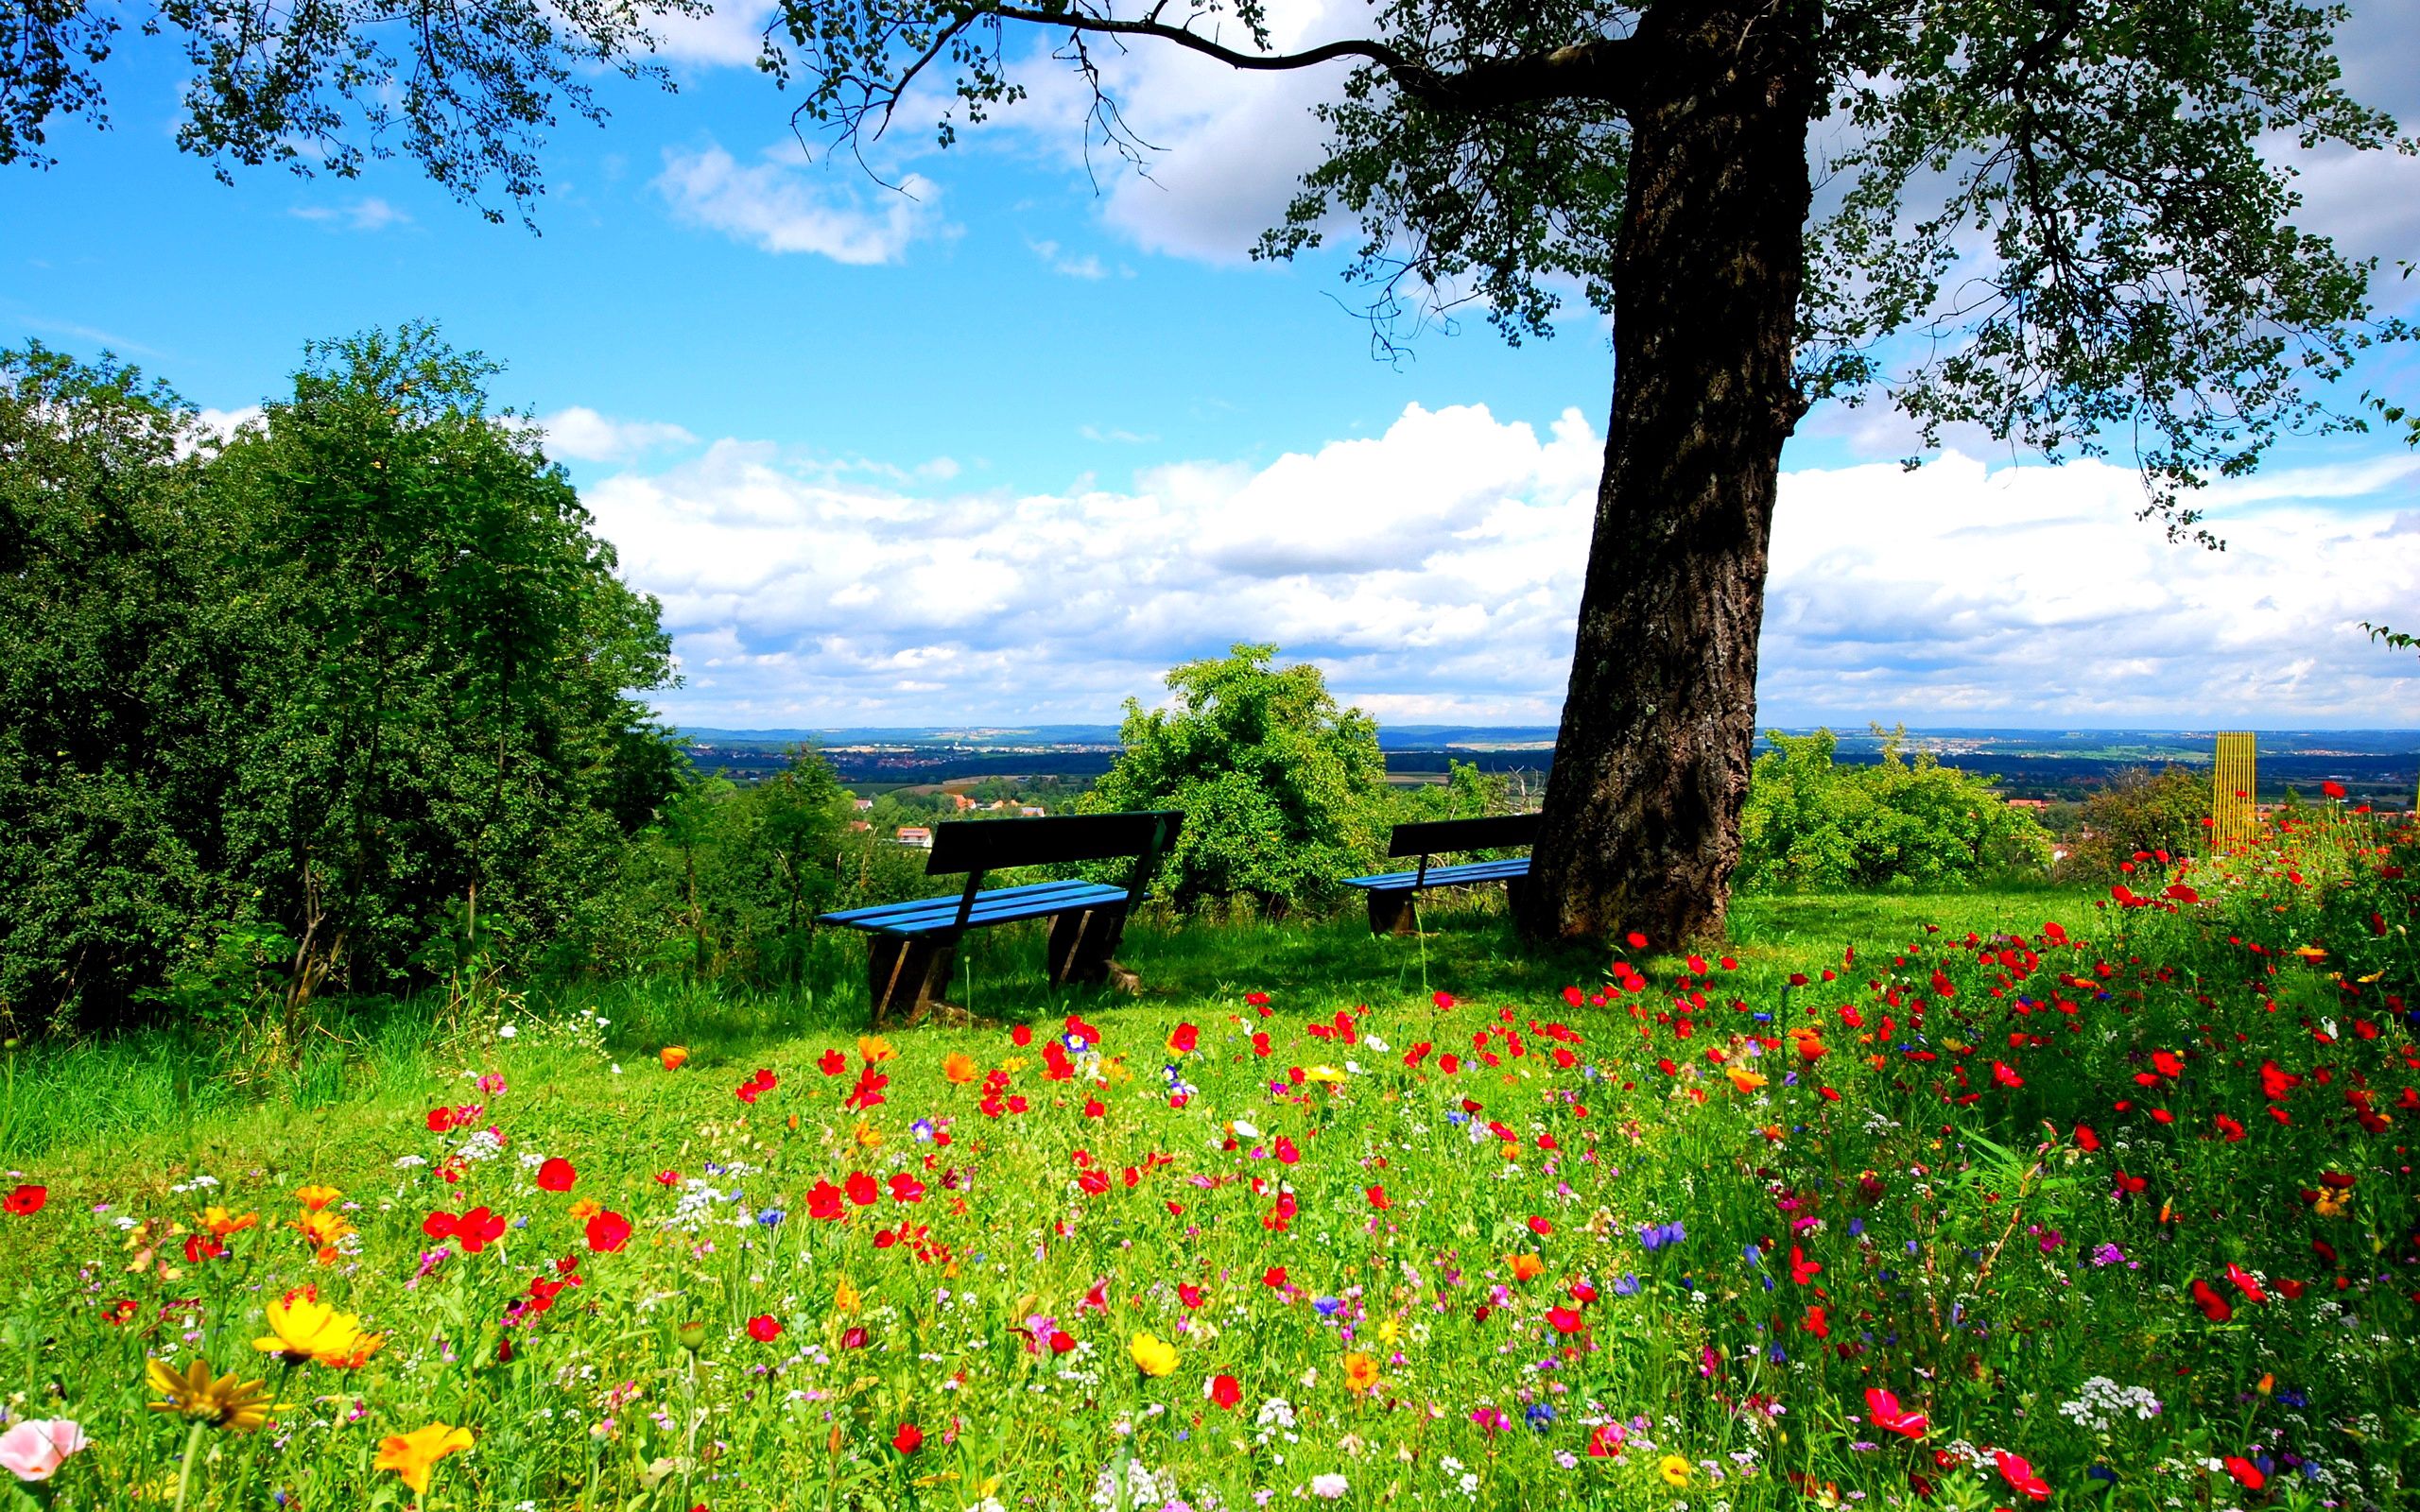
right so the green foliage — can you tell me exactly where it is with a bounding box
[2060,765,2213,881]
[0,0,704,222]
[1083,644,1391,912]
[0,330,680,1033]
[1737,727,2052,892]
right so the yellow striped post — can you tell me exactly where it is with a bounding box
[2212,732,2256,848]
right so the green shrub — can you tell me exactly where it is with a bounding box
[2058,765,2209,881]
[1083,644,1391,913]
[1737,726,2051,891]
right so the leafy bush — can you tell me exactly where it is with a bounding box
[2057,765,2210,881]
[0,330,679,1033]
[1083,644,1391,912]
[1737,727,2051,891]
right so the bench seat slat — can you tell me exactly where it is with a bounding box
[1340,857,1531,891]
[820,879,1135,936]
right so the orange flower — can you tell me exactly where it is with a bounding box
[568,1198,602,1221]
[1342,1352,1380,1392]
[942,1052,979,1085]
[659,1046,690,1072]
[1508,1253,1545,1282]
[1725,1067,1769,1094]
[294,1184,342,1212]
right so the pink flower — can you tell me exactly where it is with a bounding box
[0,1419,88,1482]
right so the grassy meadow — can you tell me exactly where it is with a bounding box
[2,835,2415,1511]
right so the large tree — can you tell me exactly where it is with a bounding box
[756,0,2407,941]
[8,0,2407,943]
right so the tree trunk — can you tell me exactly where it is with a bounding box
[1517,0,1819,946]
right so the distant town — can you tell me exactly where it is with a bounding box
[677,724,2420,816]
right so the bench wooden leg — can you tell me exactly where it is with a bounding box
[867,935,957,1026]
[1047,905,1132,988]
[1366,887,1418,936]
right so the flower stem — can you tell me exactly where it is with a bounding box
[171,1420,207,1512]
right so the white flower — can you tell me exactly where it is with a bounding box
[498,1024,518,1040]
[1232,1120,1261,1140]
[1310,1473,1349,1499]
[611,1064,623,1075]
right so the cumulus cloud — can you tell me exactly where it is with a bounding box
[655,143,944,263]
[578,404,2420,729]
[538,407,699,463]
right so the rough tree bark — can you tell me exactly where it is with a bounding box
[1517,0,1819,946]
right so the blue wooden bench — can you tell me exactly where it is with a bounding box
[1340,813,1539,935]
[819,809,1182,1023]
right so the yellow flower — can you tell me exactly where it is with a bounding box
[2294,944,2328,962]
[145,1357,279,1433]
[1129,1332,1179,1378]
[2314,1188,2351,1219]
[942,1051,979,1084]
[251,1295,365,1366]
[1724,1067,1769,1094]
[376,1421,475,1494]
[1302,1064,1346,1085]
[1659,1454,1692,1487]
[834,1277,862,1314]
[1342,1352,1379,1393]
[294,1184,342,1212]
[857,1035,897,1064]
[854,1122,884,1149]
[1377,1317,1402,1348]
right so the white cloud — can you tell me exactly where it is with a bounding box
[193,404,265,440]
[648,0,778,66]
[288,198,410,232]
[539,406,698,463]
[655,142,944,263]
[579,403,2420,729]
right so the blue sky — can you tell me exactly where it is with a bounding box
[7,1,2420,730]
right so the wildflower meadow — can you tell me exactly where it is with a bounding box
[2,806,2415,1512]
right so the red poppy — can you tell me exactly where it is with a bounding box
[746,1314,783,1342]
[2224,1263,2268,1302]
[1789,1246,1821,1285]
[2225,1455,2265,1490]
[1864,1387,1927,1440]
[1801,1304,1829,1339]
[888,1173,925,1204]
[2190,1279,2233,1322]
[1365,1184,1392,1210]
[1994,1450,2049,1502]
[819,1049,846,1075]
[1179,1283,1206,1309]
[2322,780,2347,799]
[845,1172,879,1207]
[3,1183,45,1216]
[1527,1215,1552,1237]
[535,1158,576,1193]
[806,1180,846,1220]
[1262,1265,1288,1289]
[1547,1306,1585,1334]
[891,1423,923,1454]
[586,1211,632,1252]
[1168,1022,1199,1055]
[424,1206,507,1253]
[1208,1373,1242,1409]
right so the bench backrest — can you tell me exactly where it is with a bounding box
[928,810,1184,875]
[1387,812,1539,859]
[925,810,1184,929]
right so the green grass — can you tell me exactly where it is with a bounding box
[6,869,2413,1511]
[1,887,2079,1173]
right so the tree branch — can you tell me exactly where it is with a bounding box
[980,4,1640,112]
